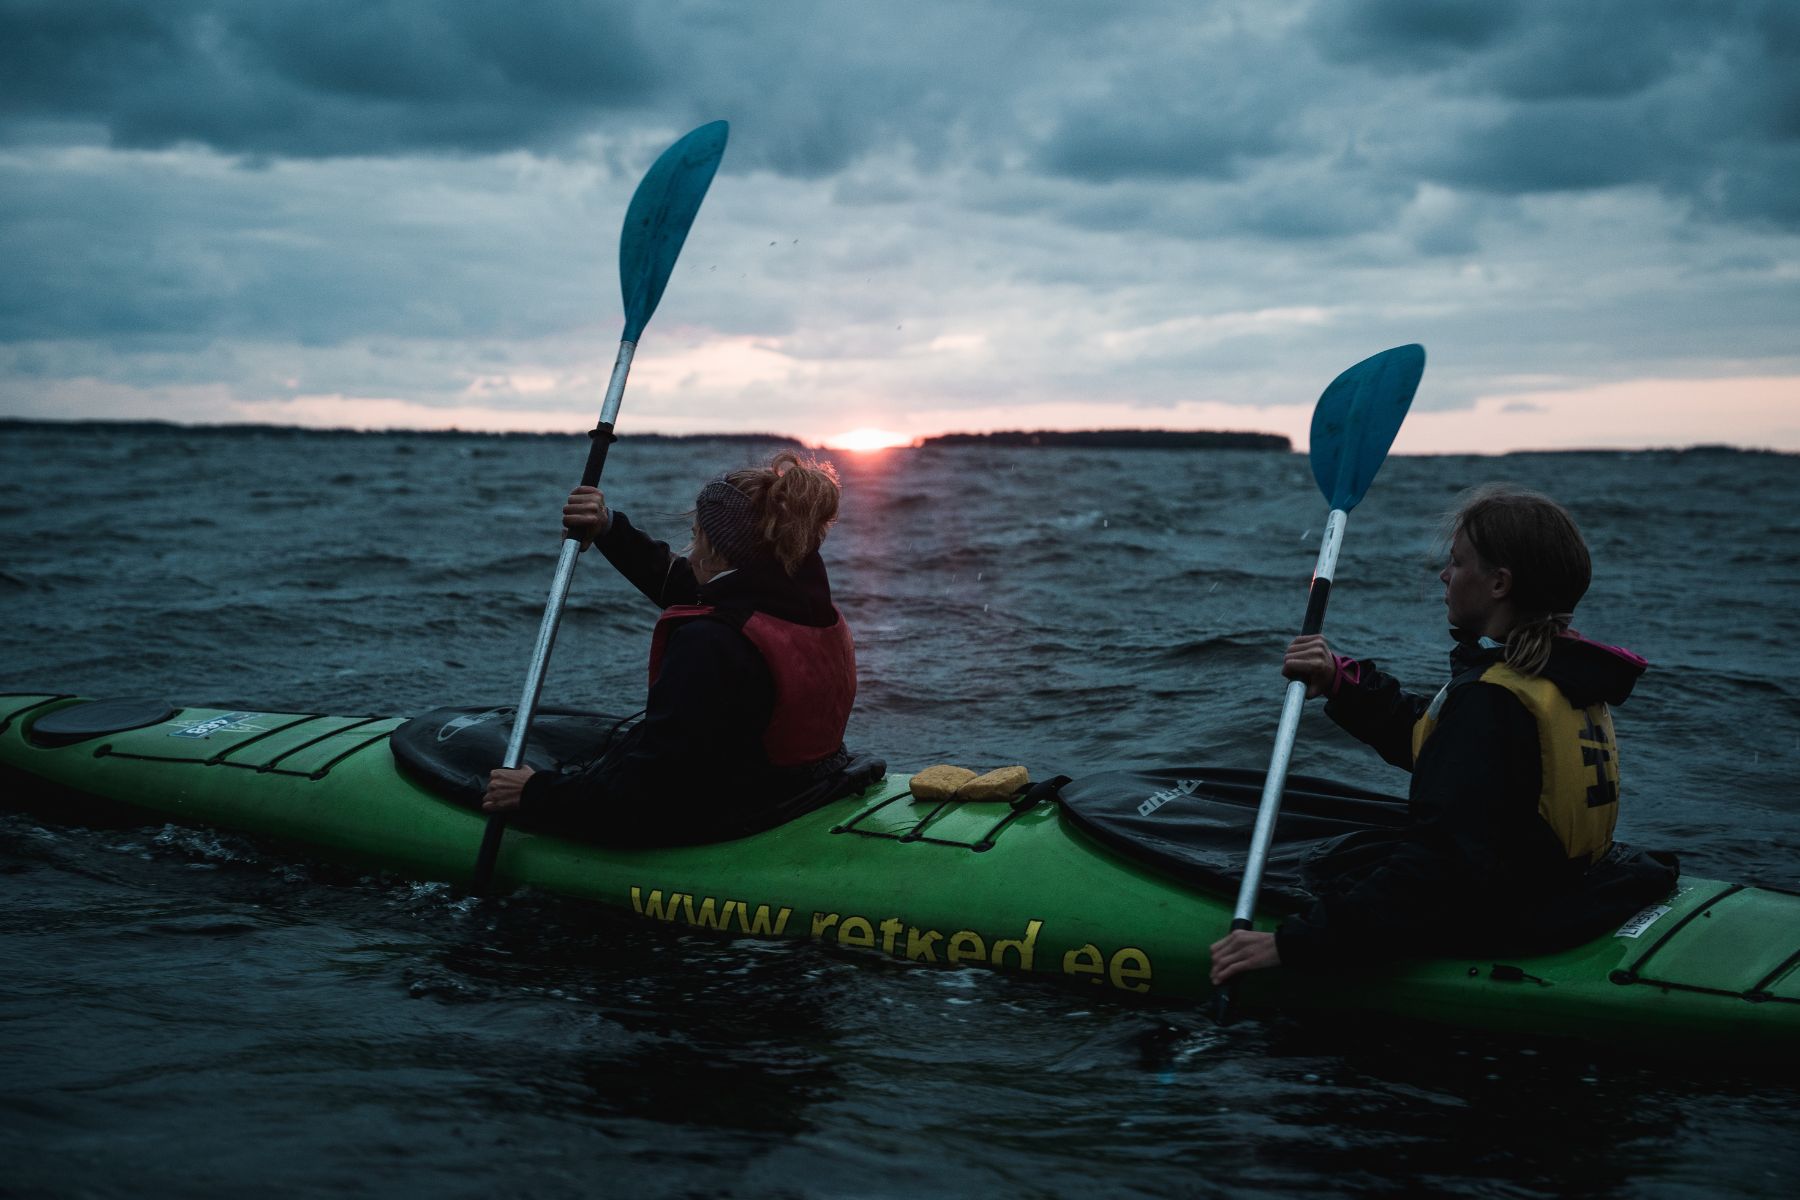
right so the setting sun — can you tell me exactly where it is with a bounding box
[822,427,915,452]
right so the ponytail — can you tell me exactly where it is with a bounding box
[719,450,841,575]
[1505,612,1574,676]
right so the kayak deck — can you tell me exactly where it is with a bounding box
[3,693,1796,1052]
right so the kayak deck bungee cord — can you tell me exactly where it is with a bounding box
[3,692,1796,1054]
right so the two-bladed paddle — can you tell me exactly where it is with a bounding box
[472,120,729,892]
[1213,343,1425,1018]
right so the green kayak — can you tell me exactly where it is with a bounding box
[3,691,1796,1054]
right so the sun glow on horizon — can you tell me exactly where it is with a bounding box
[821,427,916,452]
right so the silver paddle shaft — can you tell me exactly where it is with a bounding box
[1231,506,1347,925]
[500,339,638,770]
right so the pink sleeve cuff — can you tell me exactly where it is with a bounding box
[1329,653,1361,698]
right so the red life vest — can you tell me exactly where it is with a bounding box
[648,604,857,767]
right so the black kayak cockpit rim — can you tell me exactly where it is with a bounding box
[0,694,74,737]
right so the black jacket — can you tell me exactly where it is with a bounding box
[516,511,845,844]
[1276,630,1661,967]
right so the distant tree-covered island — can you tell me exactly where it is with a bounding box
[919,429,1291,451]
[0,418,805,447]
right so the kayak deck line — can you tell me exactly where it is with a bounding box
[831,786,1035,852]
[1609,882,1800,1005]
[90,713,399,780]
[252,715,390,773]
[1613,882,1742,983]
[1750,947,1800,1002]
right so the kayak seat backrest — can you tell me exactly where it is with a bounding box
[27,698,178,747]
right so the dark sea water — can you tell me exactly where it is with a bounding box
[2,422,1797,1198]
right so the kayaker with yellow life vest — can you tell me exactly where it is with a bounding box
[481,451,862,845]
[1210,484,1676,985]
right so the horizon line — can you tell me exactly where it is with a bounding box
[1,414,1792,457]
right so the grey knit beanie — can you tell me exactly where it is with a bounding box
[695,478,758,567]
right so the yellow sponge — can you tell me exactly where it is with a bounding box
[909,764,1031,802]
[958,765,1030,801]
[910,764,977,802]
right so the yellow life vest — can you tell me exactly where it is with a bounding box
[1411,662,1619,865]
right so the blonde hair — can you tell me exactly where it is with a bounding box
[1445,484,1591,676]
[720,450,841,575]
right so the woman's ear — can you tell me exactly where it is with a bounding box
[691,528,734,583]
[1490,565,1514,600]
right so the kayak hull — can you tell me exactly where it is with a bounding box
[4,693,1796,1052]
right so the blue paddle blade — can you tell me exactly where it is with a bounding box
[618,120,729,342]
[1309,343,1426,511]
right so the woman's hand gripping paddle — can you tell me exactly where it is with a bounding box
[1211,343,1425,1019]
[472,121,729,892]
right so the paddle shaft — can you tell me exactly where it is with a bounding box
[1228,506,1347,930]
[1208,343,1420,1020]
[471,339,636,886]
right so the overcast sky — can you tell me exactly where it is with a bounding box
[2,0,1797,452]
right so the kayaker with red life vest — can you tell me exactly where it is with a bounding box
[481,451,862,845]
[1210,485,1676,985]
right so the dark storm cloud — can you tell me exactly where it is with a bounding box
[1034,66,1295,184]
[1310,0,1800,226]
[1308,0,1525,67]
[0,0,1034,179]
[1024,10,1339,188]
[1036,106,1276,185]
[12,0,1793,231]
[0,147,613,346]
[1430,102,1660,193]
[0,0,661,156]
